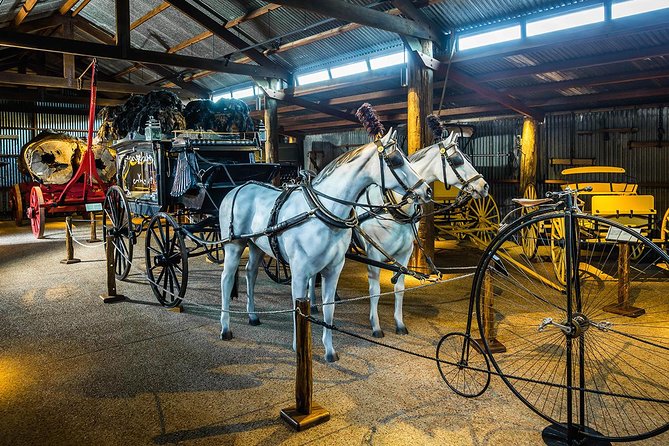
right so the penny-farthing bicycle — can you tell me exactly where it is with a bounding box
[438,188,669,445]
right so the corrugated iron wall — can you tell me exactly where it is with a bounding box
[303,105,669,225]
[0,104,101,217]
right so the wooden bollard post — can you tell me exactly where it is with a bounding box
[603,243,645,318]
[476,270,506,353]
[100,233,126,303]
[60,216,81,264]
[280,299,330,431]
[87,212,100,243]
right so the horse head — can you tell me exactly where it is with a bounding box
[376,128,432,203]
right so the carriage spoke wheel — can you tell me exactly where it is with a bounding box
[474,212,669,443]
[629,243,645,261]
[550,218,567,285]
[202,229,224,264]
[437,332,490,398]
[146,213,188,307]
[465,195,500,245]
[27,186,45,239]
[261,254,291,284]
[520,184,539,259]
[103,185,134,280]
[11,184,24,226]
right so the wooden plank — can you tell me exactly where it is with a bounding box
[14,0,38,26]
[270,0,436,41]
[59,0,79,15]
[258,84,358,122]
[72,0,92,16]
[227,4,281,29]
[168,31,211,54]
[131,2,170,30]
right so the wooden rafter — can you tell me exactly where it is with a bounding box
[59,0,80,15]
[165,4,280,55]
[270,0,438,41]
[14,0,38,26]
[131,1,171,30]
[72,0,93,17]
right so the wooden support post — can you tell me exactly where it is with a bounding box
[407,39,434,271]
[61,216,81,264]
[100,232,126,303]
[87,212,100,243]
[519,117,538,194]
[476,270,506,353]
[281,299,330,430]
[264,79,280,185]
[603,243,645,317]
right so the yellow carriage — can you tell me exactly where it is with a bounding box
[520,166,669,285]
[432,180,500,245]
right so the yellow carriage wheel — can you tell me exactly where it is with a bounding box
[519,184,539,259]
[464,195,500,245]
[550,217,567,285]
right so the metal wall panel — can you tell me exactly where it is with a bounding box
[0,105,102,217]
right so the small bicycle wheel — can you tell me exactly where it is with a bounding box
[436,332,490,398]
[474,211,669,442]
[103,185,134,280]
[146,213,188,307]
[261,254,291,284]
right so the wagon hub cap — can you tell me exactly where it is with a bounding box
[154,253,181,267]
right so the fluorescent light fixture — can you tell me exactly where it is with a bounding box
[458,25,521,51]
[330,61,368,78]
[369,51,405,70]
[612,0,669,19]
[212,91,232,101]
[526,6,605,37]
[231,87,255,99]
[297,70,330,85]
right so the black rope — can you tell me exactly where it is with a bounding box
[300,312,669,405]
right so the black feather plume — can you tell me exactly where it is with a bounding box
[356,103,385,138]
[426,114,445,142]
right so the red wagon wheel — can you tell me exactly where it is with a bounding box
[28,186,46,239]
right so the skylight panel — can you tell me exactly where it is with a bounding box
[231,87,255,99]
[458,25,521,51]
[212,91,232,101]
[369,52,405,70]
[612,0,669,19]
[526,6,605,37]
[330,61,369,78]
[297,70,330,85]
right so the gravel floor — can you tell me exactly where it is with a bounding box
[1,219,667,446]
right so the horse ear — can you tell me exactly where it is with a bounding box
[380,127,394,145]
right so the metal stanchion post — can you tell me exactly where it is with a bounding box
[61,216,81,264]
[88,212,100,243]
[100,232,126,303]
[280,299,330,431]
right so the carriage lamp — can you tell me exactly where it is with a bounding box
[258,120,267,142]
[145,116,162,141]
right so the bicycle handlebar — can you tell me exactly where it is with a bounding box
[545,186,592,199]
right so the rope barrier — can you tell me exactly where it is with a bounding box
[67,222,106,249]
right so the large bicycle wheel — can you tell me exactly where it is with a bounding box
[103,185,134,280]
[473,211,669,442]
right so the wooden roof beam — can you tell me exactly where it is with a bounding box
[164,0,288,78]
[72,0,92,16]
[269,0,439,41]
[256,82,358,122]
[59,0,79,15]
[14,0,38,26]
[0,28,286,78]
[131,2,171,30]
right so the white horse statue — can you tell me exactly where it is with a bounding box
[218,125,432,362]
[309,118,488,338]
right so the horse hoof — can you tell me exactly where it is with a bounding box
[325,352,339,363]
[220,330,233,341]
[248,317,261,326]
[334,292,341,302]
[396,327,409,335]
[372,330,385,338]
[311,306,319,315]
